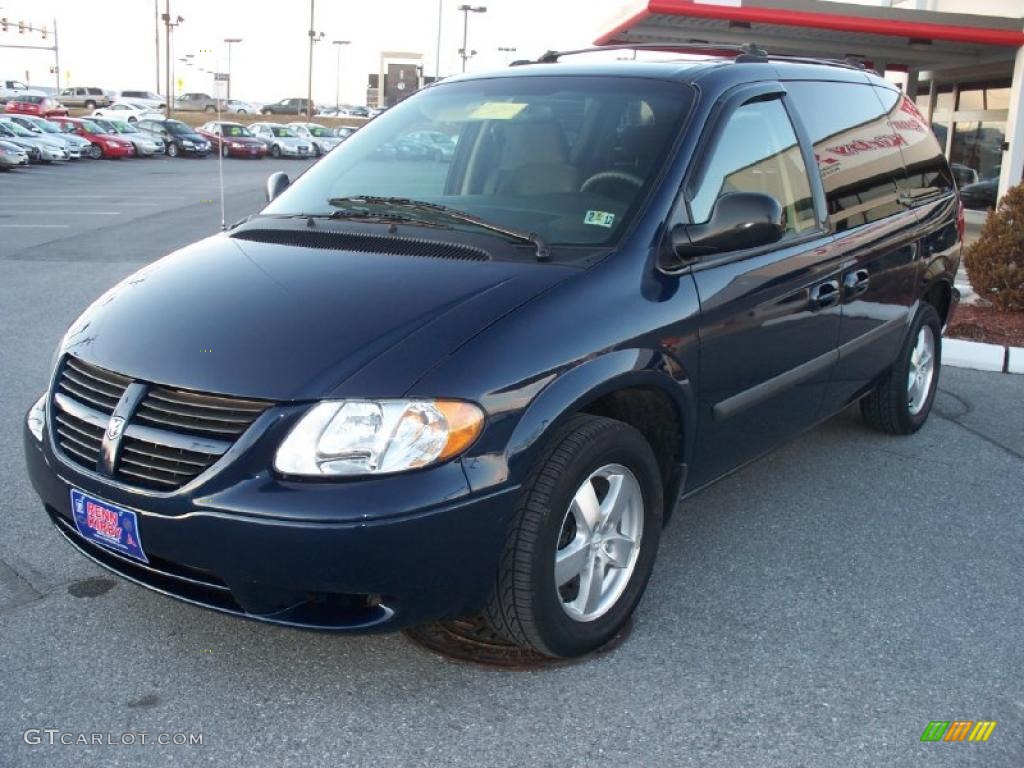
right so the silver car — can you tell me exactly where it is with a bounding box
[249,122,312,158]
[92,118,165,156]
[0,139,29,168]
[6,115,85,159]
[0,118,67,161]
[287,122,341,156]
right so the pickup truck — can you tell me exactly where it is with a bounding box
[173,93,221,113]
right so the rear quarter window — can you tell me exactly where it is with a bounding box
[873,86,954,200]
[785,80,906,232]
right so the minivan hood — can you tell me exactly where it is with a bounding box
[60,231,573,401]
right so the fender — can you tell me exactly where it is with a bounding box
[462,347,698,518]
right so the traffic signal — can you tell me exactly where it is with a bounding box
[41,25,47,40]
[18,20,25,33]
[1,17,8,32]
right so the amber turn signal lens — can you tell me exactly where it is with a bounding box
[437,400,485,460]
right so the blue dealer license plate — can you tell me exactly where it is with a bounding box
[70,489,148,563]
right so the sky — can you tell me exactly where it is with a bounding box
[0,0,637,105]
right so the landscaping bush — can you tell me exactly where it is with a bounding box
[964,181,1024,312]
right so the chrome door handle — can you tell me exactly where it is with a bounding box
[809,279,840,309]
[844,269,870,297]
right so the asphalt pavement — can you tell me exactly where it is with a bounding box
[1,157,1022,768]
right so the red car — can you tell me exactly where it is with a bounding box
[4,94,69,117]
[196,120,268,158]
[50,116,134,159]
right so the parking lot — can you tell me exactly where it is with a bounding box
[2,160,1023,767]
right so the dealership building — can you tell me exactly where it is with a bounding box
[596,0,1024,204]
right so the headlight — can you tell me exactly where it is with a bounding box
[274,399,484,477]
[27,394,46,441]
[181,139,194,147]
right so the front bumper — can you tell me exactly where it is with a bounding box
[25,420,518,632]
[180,144,211,156]
[280,145,311,157]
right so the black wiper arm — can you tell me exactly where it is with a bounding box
[327,196,551,261]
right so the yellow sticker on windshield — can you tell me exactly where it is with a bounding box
[584,210,616,228]
[468,102,528,120]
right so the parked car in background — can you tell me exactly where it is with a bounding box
[249,122,312,158]
[136,117,211,157]
[959,178,998,211]
[196,121,267,158]
[4,94,68,117]
[0,126,43,162]
[337,104,369,117]
[0,139,29,168]
[260,98,313,116]
[405,130,457,160]
[58,87,112,110]
[287,122,340,156]
[118,90,166,110]
[333,125,357,140]
[950,163,979,188]
[367,106,387,118]
[5,115,84,159]
[50,116,134,159]
[0,79,32,104]
[224,100,258,114]
[91,101,163,123]
[173,93,221,113]
[91,118,165,156]
[0,117,67,161]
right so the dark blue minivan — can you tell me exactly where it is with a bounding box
[25,48,961,658]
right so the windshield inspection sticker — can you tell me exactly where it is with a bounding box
[584,210,616,228]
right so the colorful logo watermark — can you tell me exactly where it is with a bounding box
[921,721,997,742]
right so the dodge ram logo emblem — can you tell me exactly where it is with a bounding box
[106,416,125,441]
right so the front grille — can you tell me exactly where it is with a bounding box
[51,356,272,492]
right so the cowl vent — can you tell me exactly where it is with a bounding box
[231,228,491,262]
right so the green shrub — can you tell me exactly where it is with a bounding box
[965,182,1024,312]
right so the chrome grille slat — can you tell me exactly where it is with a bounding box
[51,356,273,492]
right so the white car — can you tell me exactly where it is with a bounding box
[118,90,166,110]
[5,115,87,159]
[224,100,258,114]
[0,117,67,161]
[249,122,312,158]
[287,122,340,156]
[91,101,163,123]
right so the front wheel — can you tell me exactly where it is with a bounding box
[167,142,179,158]
[88,143,103,160]
[861,303,942,435]
[270,144,281,158]
[205,105,216,113]
[484,414,663,658]
[221,144,230,158]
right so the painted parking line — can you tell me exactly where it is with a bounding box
[0,224,70,228]
[7,211,121,215]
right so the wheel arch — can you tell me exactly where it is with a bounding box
[921,276,954,328]
[489,349,696,523]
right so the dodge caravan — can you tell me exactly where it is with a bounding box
[24,48,961,658]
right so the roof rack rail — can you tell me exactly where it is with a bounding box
[528,42,875,74]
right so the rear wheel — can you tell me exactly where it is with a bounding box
[88,143,102,160]
[205,105,216,113]
[861,303,942,435]
[84,100,96,110]
[484,414,663,658]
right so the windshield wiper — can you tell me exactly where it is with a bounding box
[327,196,551,261]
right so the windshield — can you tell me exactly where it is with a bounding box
[222,124,252,137]
[165,121,192,135]
[271,126,296,137]
[263,76,692,249]
[36,120,59,133]
[306,124,330,137]
[81,120,105,133]
[112,121,137,133]
[3,121,33,137]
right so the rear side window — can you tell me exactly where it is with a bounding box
[874,87,954,200]
[785,81,905,232]
[689,97,816,236]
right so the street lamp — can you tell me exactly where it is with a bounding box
[224,37,242,100]
[498,45,516,65]
[161,2,184,116]
[332,40,350,111]
[457,5,486,73]
[306,0,325,120]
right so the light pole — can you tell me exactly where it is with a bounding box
[305,0,324,120]
[154,0,160,94]
[498,45,516,65]
[223,37,241,100]
[457,5,486,73]
[332,40,350,111]
[435,0,443,80]
[161,2,183,116]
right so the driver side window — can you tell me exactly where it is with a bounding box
[690,97,816,236]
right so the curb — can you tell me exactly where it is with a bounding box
[943,337,1024,374]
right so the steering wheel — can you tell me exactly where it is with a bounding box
[580,170,645,196]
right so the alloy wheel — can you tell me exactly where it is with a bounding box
[907,325,936,415]
[554,464,644,622]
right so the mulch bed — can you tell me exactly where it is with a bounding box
[947,304,1024,347]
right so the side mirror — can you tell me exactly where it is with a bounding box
[266,172,290,202]
[671,192,785,260]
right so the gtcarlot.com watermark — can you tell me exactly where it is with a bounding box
[23,729,204,746]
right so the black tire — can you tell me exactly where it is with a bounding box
[271,144,281,158]
[222,143,230,158]
[484,414,663,658]
[128,116,137,123]
[84,100,96,110]
[167,142,179,158]
[88,143,103,160]
[313,143,322,157]
[860,303,942,435]
[261,108,272,115]
[205,105,216,113]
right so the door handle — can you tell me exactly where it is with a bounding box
[809,279,840,309]
[844,269,870,297]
